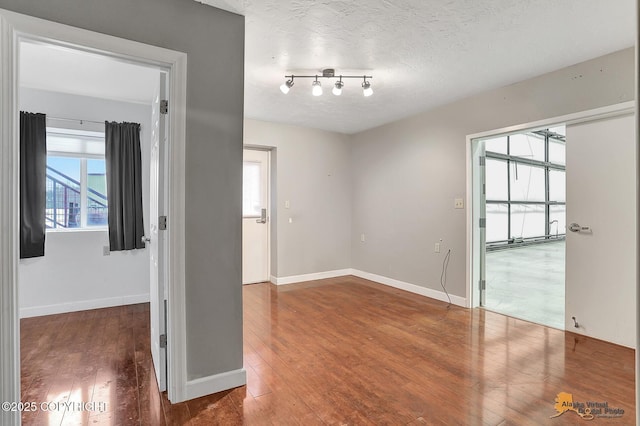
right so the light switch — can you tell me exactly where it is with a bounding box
[288,217,293,223]
[454,198,464,209]
[285,200,290,209]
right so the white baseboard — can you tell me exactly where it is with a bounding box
[185,368,246,401]
[272,268,467,307]
[269,275,278,284]
[350,269,467,307]
[273,269,352,285]
[19,293,150,318]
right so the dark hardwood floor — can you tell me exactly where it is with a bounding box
[21,276,635,425]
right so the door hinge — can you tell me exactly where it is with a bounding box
[479,218,486,228]
[479,156,486,166]
[480,280,486,290]
[159,215,167,230]
[160,334,167,348]
[160,99,168,114]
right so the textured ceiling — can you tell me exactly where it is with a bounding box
[200,0,635,134]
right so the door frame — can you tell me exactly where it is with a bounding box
[242,146,272,284]
[465,101,635,309]
[0,8,189,420]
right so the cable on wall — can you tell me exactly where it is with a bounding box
[440,249,452,308]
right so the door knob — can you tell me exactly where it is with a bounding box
[569,223,590,232]
[142,236,151,243]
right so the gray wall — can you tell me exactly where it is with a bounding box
[0,0,245,380]
[244,119,352,277]
[351,47,635,299]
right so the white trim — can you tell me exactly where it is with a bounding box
[272,268,467,307]
[185,368,247,401]
[0,7,189,409]
[0,13,20,426]
[273,269,353,285]
[269,275,278,284]
[166,43,188,404]
[19,293,150,318]
[465,101,636,310]
[351,269,467,307]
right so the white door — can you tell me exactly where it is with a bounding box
[565,112,636,347]
[149,72,168,390]
[242,149,270,284]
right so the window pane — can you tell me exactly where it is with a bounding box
[87,159,108,226]
[549,170,565,202]
[243,161,261,216]
[509,133,545,161]
[549,137,566,165]
[510,204,545,239]
[486,203,508,243]
[484,136,507,154]
[549,205,566,236]
[46,157,81,228]
[485,159,508,200]
[509,163,545,201]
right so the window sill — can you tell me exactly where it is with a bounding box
[46,227,108,233]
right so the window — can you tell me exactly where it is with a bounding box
[242,161,261,217]
[46,128,108,229]
[484,127,566,245]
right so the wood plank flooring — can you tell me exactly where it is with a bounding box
[20,275,635,425]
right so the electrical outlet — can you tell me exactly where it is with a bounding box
[435,242,440,253]
[103,246,110,256]
[454,198,464,209]
[361,233,366,242]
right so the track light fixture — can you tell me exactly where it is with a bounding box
[362,77,373,97]
[280,68,373,97]
[280,77,294,94]
[311,76,323,96]
[332,77,344,96]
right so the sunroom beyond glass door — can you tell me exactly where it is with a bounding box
[481,128,566,329]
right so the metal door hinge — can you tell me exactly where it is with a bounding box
[480,280,486,290]
[160,334,167,348]
[479,156,486,166]
[159,215,167,230]
[160,100,168,114]
[479,218,486,228]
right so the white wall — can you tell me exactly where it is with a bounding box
[244,119,352,279]
[18,87,153,317]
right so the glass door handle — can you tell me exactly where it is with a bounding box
[256,208,267,224]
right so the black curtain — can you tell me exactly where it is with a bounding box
[20,112,47,259]
[105,121,145,251]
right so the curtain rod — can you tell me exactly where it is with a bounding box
[46,116,105,126]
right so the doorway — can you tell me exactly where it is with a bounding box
[18,39,170,389]
[0,10,189,415]
[242,148,271,284]
[476,127,566,329]
[469,103,636,347]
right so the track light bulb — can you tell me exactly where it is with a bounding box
[280,79,294,94]
[362,80,373,97]
[312,79,322,96]
[332,80,344,96]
